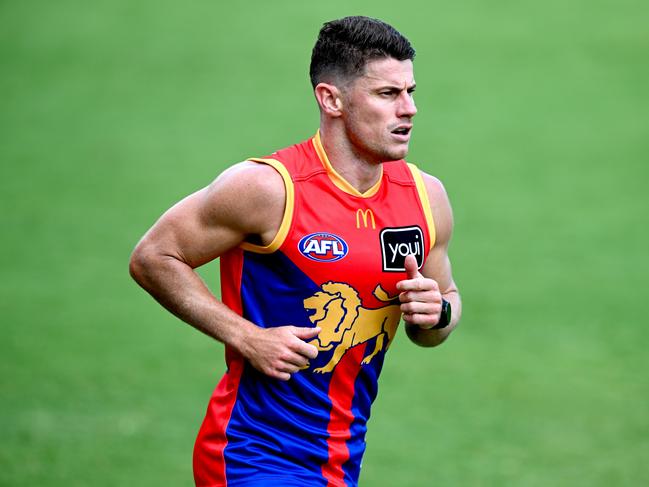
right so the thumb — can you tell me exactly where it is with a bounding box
[292,326,321,340]
[404,254,422,279]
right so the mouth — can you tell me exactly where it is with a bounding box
[391,125,412,140]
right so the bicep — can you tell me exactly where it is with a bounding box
[138,189,243,269]
[420,172,457,294]
[136,162,285,269]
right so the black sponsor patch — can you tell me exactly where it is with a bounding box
[380,226,425,272]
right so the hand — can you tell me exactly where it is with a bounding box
[241,325,320,381]
[396,254,443,329]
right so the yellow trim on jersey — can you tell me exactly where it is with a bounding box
[312,131,383,198]
[407,163,436,250]
[239,158,294,254]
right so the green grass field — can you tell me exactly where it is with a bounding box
[2,0,648,485]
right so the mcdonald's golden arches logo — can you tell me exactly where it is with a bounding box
[356,209,376,229]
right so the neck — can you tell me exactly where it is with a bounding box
[318,125,383,194]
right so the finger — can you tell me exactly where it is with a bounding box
[291,326,321,340]
[399,288,440,303]
[282,351,310,369]
[273,371,292,381]
[404,254,421,280]
[261,362,292,381]
[397,278,438,292]
[400,301,441,315]
[268,359,302,378]
[402,312,439,329]
[293,340,319,360]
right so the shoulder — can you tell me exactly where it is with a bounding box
[416,171,449,204]
[202,160,286,236]
[209,160,285,199]
[415,170,454,246]
[205,160,286,211]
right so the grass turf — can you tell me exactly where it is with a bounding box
[1,0,647,485]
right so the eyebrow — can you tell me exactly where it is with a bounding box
[374,82,417,92]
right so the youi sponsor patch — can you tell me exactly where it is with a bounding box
[298,232,349,262]
[380,226,424,271]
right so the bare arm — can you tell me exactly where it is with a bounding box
[397,172,462,347]
[129,162,318,380]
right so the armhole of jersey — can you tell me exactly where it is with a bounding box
[239,158,294,254]
[406,163,436,250]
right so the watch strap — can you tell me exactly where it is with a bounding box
[431,299,451,330]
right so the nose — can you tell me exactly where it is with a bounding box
[398,91,417,118]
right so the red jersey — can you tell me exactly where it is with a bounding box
[193,132,435,486]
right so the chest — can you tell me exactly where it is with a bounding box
[279,176,429,306]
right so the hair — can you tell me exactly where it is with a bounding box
[309,16,415,88]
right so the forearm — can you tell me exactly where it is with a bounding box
[405,289,461,347]
[129,251,254,351]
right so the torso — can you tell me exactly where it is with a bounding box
[193,133,435,487]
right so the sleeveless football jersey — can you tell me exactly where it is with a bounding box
[193,132,435,487]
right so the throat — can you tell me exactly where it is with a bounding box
[336,164,383,194]
[315,129,384,197]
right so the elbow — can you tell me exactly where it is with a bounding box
[129,252,141,283]
[129,243,153,287]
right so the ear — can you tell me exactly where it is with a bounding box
[314,82,343,117]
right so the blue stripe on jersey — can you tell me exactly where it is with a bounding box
[224,250,335,485]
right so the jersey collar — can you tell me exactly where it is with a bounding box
[311,130,383,198]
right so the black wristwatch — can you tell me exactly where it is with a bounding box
[431,299,452,330]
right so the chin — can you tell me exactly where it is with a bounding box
[364,142,409,163]
[385,146,409,161]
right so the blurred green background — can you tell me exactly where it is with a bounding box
[1,0,647,485]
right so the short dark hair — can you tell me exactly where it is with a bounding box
[309,16,415,88]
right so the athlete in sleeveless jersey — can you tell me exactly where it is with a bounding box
[130,16,462,487]
[193,132,435,486]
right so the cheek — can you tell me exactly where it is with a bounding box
[351,106,386,136]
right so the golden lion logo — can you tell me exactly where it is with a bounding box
[303,282,401,373]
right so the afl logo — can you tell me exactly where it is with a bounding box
[298,232,349,262]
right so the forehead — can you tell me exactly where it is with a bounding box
[357,57,415,87]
